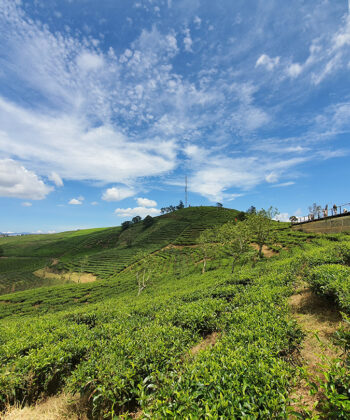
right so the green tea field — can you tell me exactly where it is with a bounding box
[0,207,349,419]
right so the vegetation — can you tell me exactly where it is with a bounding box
[0,206,349,418]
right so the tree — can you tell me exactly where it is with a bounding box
[247,206,256,215]
[122,229,134,247]
[289,215,298,223]
[143,215,154,228]
[218,221,252,273]
[176,200,184,210]
[132,216,142,224]
[237,211,246,221]
[308,203,322,218]
[216,202,223,208]
[198,228,216,274]
[135,253,154,295]
[246,207,278,258]
[121,221,132,231]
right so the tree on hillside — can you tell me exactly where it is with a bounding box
[176,200,185,210]
[237,211,246,221]
[122,229,134,247]
[247,206,256,215]
[135,253,154,295]
[121,221,132,231]
[218,221,252,273]
[216,202,223,208]
[289,215,298,223]
[198,228,217,273]
[143,215,154,228]
[246,207,278,258]
[132,216,142,224]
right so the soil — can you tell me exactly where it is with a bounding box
[33,268,96,284]
[1,393,88,420]
[250,243,278,257]
[289,285,342,415]
[190,332,219,356]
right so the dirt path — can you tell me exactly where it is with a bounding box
[289,285,342,415]
[33,268,96,284]
[1,394,87,420]
[190,332,219,356]
[250,243,278,257]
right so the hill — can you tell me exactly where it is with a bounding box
[0,206,239,295]
[0,207,349,419]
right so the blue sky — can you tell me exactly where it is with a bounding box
[1,0,350,232]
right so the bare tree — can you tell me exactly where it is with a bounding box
[136,268,151,295]
[198,228,216,273]
[308,203,322,218]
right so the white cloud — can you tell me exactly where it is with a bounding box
[0,98,178,184]
[91,201,98,205]
[183,28,193,52]
[76,51,104,72]
[287,63,303,78]
[265,172,278,183]
[114,206,160,219]
[182,145,309,202]
[274,212,290,222]
[136,197,157,207]
[0,159,52,199]
[49,171,63,187]
[102,186,135,201]
[255,54,280,71]
[271,181,295,187]
[194,16,201,28]
[21,202,32,207]
[69,198,83,205]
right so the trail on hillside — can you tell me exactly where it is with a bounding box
[289,285,342,415]
[1,393,87,420]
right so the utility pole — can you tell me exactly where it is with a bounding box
[185,176,188,208]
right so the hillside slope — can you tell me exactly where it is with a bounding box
[0,211,349,419]
[0,206,239,295]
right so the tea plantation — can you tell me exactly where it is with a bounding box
[0,207,349,418]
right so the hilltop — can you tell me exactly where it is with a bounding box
[0,207,349,419]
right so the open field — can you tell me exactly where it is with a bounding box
[0,207,349,419]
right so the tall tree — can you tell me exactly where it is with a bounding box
[198,228,216,274]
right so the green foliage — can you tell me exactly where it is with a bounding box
[218,220,253,272]
[246,207,279,258]
[308,264,350,312]
[0,207,349,418]
[121,221,132,231]
[143,215,154,228]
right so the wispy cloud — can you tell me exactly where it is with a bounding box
[0,0,349,208]
[114,206,159,219]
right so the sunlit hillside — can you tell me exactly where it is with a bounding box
[0,207,349,419]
